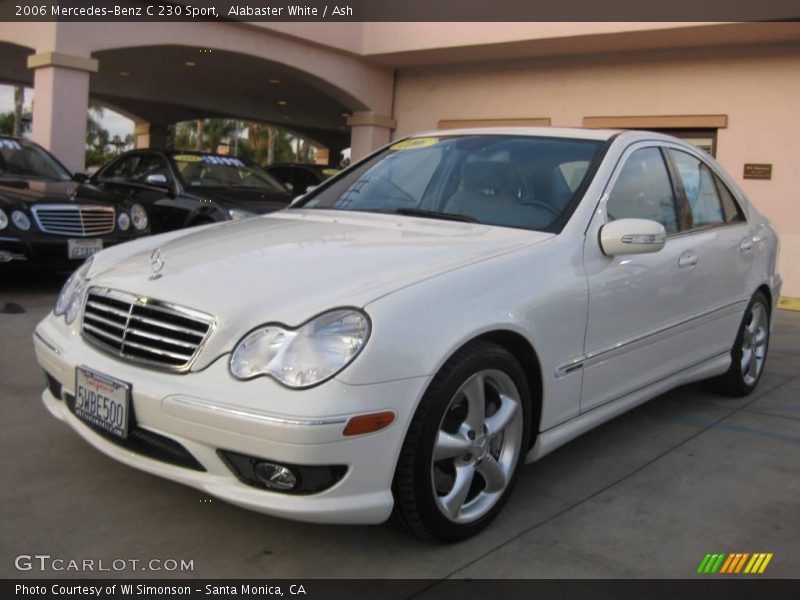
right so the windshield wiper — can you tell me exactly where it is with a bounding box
[393,208,478,223]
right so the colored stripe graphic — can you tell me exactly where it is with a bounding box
[701,552,774,574]
[719,554,736,573]
[734,553,749,573]
[711,553,726,573]
[697,554,712,573]
[758,553,773,573]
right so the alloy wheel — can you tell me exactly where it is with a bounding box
[431,369,523,524]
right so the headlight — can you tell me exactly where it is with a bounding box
[117,212,130,231]
[54,258,93,323]
[131,203,148,230]
[11,210,31,231]
[230,308,370,388]
[228,208,257,221]
[0,208,7,230]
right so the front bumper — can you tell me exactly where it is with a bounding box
[1,232,142,267]
[34,314,429,524]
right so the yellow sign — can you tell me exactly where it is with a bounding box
[391,137,439,151]
[172,154,204,162]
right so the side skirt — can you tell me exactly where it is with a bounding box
[525,351,730,463]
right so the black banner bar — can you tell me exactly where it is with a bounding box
[3,579,800,600]
[0,0,799,22]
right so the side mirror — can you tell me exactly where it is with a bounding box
[283,182,294,193]
[145,173,169,189]
[305,185,317,194]
[72,172,88,183]
[600,218,666,256]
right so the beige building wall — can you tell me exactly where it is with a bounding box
[393,44,800,297]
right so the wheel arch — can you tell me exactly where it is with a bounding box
[470,329,543,449]
[756,283,772,315]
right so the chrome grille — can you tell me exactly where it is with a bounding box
[81,288,214,372]
[32,204,115,236]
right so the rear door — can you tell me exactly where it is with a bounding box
[581,144,710,412]
[663,146,756,354]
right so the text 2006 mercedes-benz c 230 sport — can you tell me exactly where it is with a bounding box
[34,128,781,541]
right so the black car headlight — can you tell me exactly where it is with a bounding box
[54,258,93,324]
[131,203,148,230]
[11,210,30,231]
[0,208,7,230]
[229,309,370,388]
[117,212,131,231]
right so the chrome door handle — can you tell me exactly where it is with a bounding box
[678,251,698,268]
[739,238,754,252]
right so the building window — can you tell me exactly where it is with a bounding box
[649,129,717,157]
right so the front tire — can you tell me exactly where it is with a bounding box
[708,291,770,397]
[392,341,531,542]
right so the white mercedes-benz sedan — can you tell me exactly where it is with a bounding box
[34,128,781,541]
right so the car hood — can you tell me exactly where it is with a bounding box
[88,209,553,363]
[0,179,125,206]
[189,186,291,213]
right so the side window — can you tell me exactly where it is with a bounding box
[129,154,171,185]
[606,147,679,233]
[100,155,142,182]
[714,175,746,223]
[294,169,319,193]
[668,149,724,228]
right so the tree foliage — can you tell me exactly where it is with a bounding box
[171,119,315,166]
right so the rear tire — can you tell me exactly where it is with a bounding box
[391,341,531,542]
[707,291,770,397]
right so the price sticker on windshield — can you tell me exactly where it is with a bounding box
[391,138,439,151]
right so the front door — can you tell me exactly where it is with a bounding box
[581,144,709,412]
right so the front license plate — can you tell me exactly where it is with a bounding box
[68,239,102,260]
[74,367,130,439]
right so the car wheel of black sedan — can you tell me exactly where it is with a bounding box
[392,341,531,541]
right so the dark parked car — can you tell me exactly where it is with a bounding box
[266,163,339,195]
[91,150,293,232]
[0,136,150,268]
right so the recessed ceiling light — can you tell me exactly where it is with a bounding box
[269,79,280,84]
[341,112,350,117]
[185,61,196,67]
[119,70,130,77]
[277,100,287,106]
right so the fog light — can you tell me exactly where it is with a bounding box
[254,461,297,491]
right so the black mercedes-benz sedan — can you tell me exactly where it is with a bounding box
[0,136,150,268]
[90,150,293,233]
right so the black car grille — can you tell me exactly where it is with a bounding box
[32,204,115,236]
[65,393,206,471]
[81,288,214,372]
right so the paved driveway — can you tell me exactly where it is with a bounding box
[2,272,798,579]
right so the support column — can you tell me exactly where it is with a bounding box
[27,52,98,173]
[347,112,396,161]
[134,122,169,149]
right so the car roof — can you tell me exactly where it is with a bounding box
[406,126,620,141]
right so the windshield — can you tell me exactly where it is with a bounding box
[0,138,71,181]
[170,154,287,192]
[297,135,604,232]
